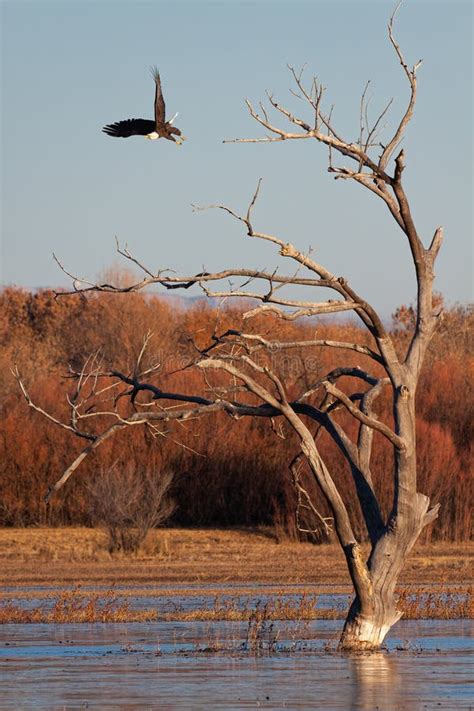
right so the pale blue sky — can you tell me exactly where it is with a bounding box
[1,0,472,316]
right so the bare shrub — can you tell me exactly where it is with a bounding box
[87,464,175,554]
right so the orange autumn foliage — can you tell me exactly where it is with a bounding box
[0,287,472,541]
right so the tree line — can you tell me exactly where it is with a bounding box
[1,285,471,541]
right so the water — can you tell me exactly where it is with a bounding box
[0,619,472,709]
[4,590,351,615]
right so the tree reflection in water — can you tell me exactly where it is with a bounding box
[349,652,401,710]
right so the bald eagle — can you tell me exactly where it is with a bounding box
[102,67,185,144]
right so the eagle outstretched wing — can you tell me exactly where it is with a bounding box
[102,118,156,137]
[151,67,166,127]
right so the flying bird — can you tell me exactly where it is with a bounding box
[102,67,185,144]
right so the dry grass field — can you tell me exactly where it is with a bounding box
[0,527,472,588]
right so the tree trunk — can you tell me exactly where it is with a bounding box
[338,536,402,650]
[339,580,402,650]
[338,490,439,651]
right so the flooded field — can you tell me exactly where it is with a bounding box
[1,535,472,707]
[1,615,472,709]
[0,584,351,617]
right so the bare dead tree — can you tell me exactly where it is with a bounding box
[16,2,444,650]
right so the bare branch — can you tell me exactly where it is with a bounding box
[242,302,356,321]
[357,377,390,472]
[115,237,156,278]
[240,332,381,362]
[43,402,233,502]
[379,0,422,171]
[13,367,96,442]
[226,98,393,183]
[290,454,333,536]
[428,226,444,259]
[365,97,393,153]
[322,380,404,449]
